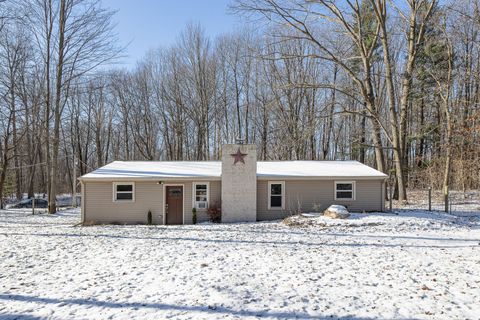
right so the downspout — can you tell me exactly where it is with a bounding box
[80,180,85,224]
[382,179,387,212]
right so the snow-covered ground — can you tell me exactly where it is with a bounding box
[0,203,479,319]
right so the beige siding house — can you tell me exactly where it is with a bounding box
[79,144,387,225]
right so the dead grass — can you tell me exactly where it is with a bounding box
[81,220,99,226]
[283,215,385,229]
[282,216,313,227]
[343,222,384,228]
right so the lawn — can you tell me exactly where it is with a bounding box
[0,204,479,319]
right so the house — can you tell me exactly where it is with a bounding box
[78,143,388,224]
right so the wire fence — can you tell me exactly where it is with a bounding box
[390,189,480,216]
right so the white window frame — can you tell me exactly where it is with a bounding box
[334,181,356,201]
[112,182,135,202]
[192,182,210,210]
[268,181,285,210]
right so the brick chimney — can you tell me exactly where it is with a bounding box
[221,143,257,222]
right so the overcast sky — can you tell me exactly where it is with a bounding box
[101,0,240,68]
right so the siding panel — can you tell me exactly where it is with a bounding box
[84,178,383,224]
[84,181,163,224]
[84,180,220,225]
[257,179,384,221]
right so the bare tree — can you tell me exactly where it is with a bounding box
[27,0,120,213]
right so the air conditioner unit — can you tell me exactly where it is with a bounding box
[196,201,208,209]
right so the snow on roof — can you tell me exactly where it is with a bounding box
[81,161,222,179]
[257,161,387,178]
[80,160,387,180]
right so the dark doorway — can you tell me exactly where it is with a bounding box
[166,186,183,225]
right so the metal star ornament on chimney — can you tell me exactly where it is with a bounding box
[230,148,248,165]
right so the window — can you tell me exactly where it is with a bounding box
[334,181,355,200]
[193,182,209,209]
[113,182,134,202]
[268,181,285,209]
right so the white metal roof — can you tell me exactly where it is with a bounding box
[257,161,387,179]
[79,160,387,180]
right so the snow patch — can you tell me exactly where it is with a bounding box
[324,204,349,214]
[0,207,479,319]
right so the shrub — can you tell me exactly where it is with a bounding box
[283,216,316,227]
[192,207,197,224]
[147,210,152,225]
[82,220,98,226]
[312,203,323,213]
[207,202,221,223]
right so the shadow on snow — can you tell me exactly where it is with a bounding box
[3,230,478,249]
[0,293,412,320]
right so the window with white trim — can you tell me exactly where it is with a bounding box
[113,182,134,202]
[193,182,209,209]
[268,181,285,209]
[334,181,355,200]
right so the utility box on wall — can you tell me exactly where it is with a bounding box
[221,144,257,222]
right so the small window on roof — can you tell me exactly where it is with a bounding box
[334,181,355,200]
[113,182,134,202]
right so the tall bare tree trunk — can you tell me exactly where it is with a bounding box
[49,0,66,214]
[364,66,385,173]
[442,40,454,213]
[43,0,54,209]
[9,72,21,200]
[372,0,407,200]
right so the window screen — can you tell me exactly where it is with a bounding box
[115,183,134,201]
[270,183,283,208]
[335,182,354,200]
[194,183,208,208]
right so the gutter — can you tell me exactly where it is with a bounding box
[78,176,222,182]
[79,175,388,182]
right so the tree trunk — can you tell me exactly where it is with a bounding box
[49,0,66,214]
[372,0,407,201]
[442,42,454,213]
[43,0,53,213]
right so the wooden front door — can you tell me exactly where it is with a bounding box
[166,186,183,225]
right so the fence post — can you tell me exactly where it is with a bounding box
[32,196,35,215]
[389,182,393,212]
[72,156,77,208]
[428,187,432,211]
[449,195,452,214]
[444,188,449,213]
